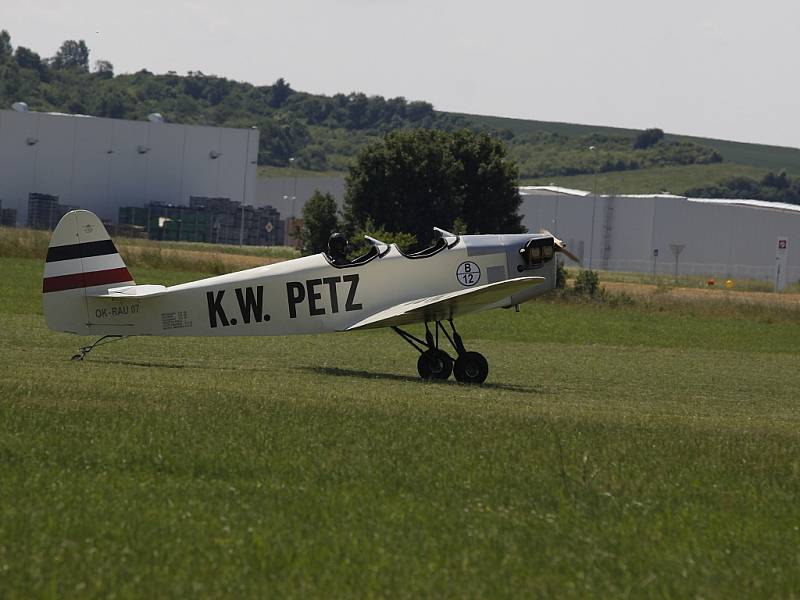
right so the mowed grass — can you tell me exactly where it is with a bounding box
[2,255,800,597]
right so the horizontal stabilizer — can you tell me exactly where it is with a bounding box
[89,284,168,298]
[345,276,545,331]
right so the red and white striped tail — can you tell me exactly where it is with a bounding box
[43,210,135,333]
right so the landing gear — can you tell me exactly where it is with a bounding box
[417,349,453,380]
[453,351,489,384]
[392,320,489,384]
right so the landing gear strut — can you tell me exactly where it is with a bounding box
[392,320,489,384]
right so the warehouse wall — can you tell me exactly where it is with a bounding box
[521,189,800,282]
[0,110,258,225]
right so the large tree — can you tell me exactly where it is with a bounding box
[52,39,89,71]
[344,129,523,245]
[300,191,340,254]
[0,30,11,62]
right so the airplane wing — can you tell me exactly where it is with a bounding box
[345,276,545,331]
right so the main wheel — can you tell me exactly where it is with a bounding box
[417,349,454,380]
[453,351,489,384]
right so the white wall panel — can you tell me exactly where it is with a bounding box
[1,109,259,225]
[0,110,38,223]
[524,190,800,283]
[107,119,149,216]
[71,115,113,216]
[180,126,220,202]
[31,113,76,205]
[604,197,652,271]
[143,122,184,205]
[217,127,247,203]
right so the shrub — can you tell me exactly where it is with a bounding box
[555,261,567,289]
[573,269,600,297]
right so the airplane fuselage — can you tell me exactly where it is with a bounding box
[73,234,556,337]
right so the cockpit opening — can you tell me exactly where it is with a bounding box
[398,227,459,259]
[324,232,385,268]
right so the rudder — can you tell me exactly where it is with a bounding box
[42,210,135,333]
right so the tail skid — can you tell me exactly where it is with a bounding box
[70,334,128,361]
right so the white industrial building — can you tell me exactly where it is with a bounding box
[520,186,798,284]
[0,107,259,225]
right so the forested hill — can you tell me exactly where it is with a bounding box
[2,30,800,199]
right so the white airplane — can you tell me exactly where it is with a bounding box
[43,210,577,384]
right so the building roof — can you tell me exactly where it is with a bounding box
[519,185,800,214]
[518,185,591,197]
[686,197,800,214]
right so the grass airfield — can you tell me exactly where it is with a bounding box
[2,239,800,597]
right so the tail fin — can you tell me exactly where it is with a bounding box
[43,210,135,333]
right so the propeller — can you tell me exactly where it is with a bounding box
[540,229,581,264]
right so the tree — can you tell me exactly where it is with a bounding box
[14,46,42,71]
[256,116,309,166]
[345,129,524,246]
[52,39,89,71]
[762,170,790,190]
[94,60,114,79]
[268,78,292,109]
[300,191,340,254]
[348,218,417,257]
[633,128,665,149]
[450,129,523,234]
[0,30,11,62]
[96,88,133,119]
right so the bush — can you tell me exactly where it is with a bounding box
[347,218,417,257]
[633,128,665,150]
[573,269,600,297]
[555,261,567,289]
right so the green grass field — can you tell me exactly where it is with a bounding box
[2,248,800,597]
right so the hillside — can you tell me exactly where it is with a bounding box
[521,163,769,195]
[464,113,800,175]
[2,30,799,199]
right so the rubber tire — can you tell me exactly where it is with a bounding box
[417,349,454,380]
[453,351,489,384]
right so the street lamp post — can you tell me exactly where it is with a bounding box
[288,157,298,218]
[239,127,252,246]
[588,146,598,270]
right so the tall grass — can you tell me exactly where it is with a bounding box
[0,226,298,275]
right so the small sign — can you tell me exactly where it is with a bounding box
[776,237,789,292]
[456,261,481,287]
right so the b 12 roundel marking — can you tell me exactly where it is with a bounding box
[456,261,481,287]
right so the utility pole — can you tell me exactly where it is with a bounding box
[589,146,597,270]
[289,156,297,218]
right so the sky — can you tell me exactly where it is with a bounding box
[3,0,799,148]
